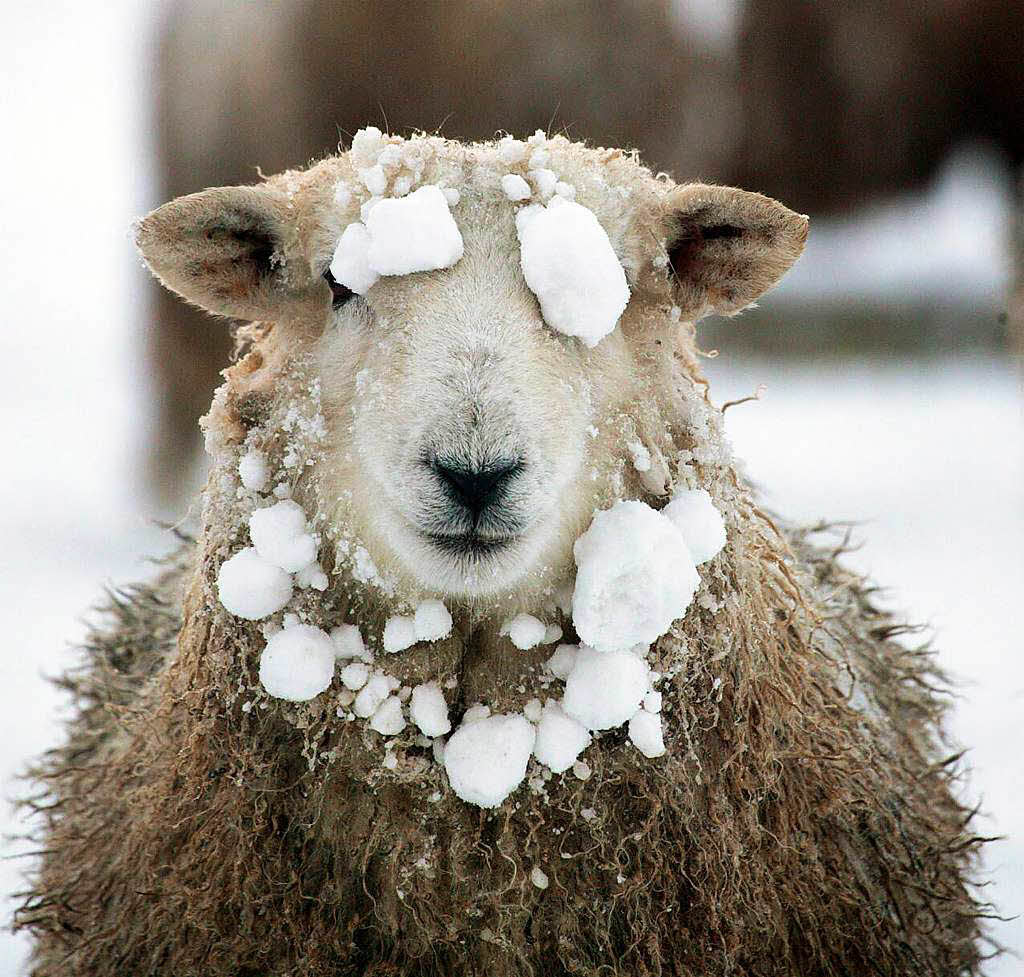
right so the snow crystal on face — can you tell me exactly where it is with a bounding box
[444,714,536,808]
[533,701,592,773]
[354,671,399,718]
[413,599,452,642]
[572,500,699,652]
[383,615,418,654]
[249,500,318,573]
[516,200,629,348]
[501,173,531,201]
[562,646,649,731]
[628,709,666,758]
[217,547,293,621]
[369,695,406,735]
[331,623,371,662]
[662,487,727,565]
[340,661,369,691]
[365,185,463,276]
[503,612,547,650]
[238,449,269,491]
[410,682,451,737]
[330,222,380,295]
[545,643,579,681]
[259,624,336,702]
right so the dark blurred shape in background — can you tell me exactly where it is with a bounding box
[149,0,1023,505]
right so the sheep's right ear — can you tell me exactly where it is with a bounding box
[135,185,310,320]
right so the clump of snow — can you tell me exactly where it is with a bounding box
[554,181,576,200]
[643,689,663,713]
[462,703,491,724]
[498,136,527,164]
[413,599,452,642]
[383,615,418,653]
[249,500,318,573]
[259,623,336,702]
[410,682,451,737]
[238,449,269,491]
[530,866,549,889]
[442,187,460,207]
[543,622,563,644]
[562,646,649,730]
[331,623,371,662]
[545,643,578,680]
[295,561,328,591]
[329,222,379,295]
[350,126,385,166]
[444,713,536,808]
[515,199,629,348]
[523,697,544,723]
[662,487,727,564]
[217,547,293,620]
[369,695,406,735]
[533,701,592,773]
[628,710,666,758]
[626,439,652,472]
[340,661,369,690]
[366,186,464,275]
[501,173,532,201]
[354,671,399,718]
[572,759,592,780]
[502,613,547,650]
[528,167,558,198]
[572,500,699,652]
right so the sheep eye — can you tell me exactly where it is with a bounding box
[323,268,355,309]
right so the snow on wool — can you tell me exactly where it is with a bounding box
[238,449,269,491]
[502,612,548,650]
[258,623,336,702]
[444,713,536,808]
[369,696,406,736]
[410,682,451,738]
[572,500,699,652]
[545,643,578,681]
[216,547,293,621]
[662,487,727,565]
[628,710,666,758]
[354,672,400,718]
[249,500,318,574]
[501,173,531,201]
[562,646,650,731]
[331,623,371,662]
[515,197,629,347]
[413,600,452,642]
[382,615,417,654]
[532,701,592,773]
[329,223,378,295]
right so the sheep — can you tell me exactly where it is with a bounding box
[16,132,989,976]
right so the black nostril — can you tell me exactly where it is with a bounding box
[432,457,524,516]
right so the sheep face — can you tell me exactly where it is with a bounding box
[314,205,637,598]
[135,135,808,602]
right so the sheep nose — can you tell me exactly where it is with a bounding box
[432,457,523,516]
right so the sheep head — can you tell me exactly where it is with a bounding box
[136,133,807,604]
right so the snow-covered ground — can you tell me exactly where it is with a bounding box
[1,2,1021,974]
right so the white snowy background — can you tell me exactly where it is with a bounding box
[1,3,1020,974]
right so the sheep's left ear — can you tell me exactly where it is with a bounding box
[135,185,314,321]
[662,184,808,320]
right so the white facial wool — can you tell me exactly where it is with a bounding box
[259,624,336,702]
[444,714,536,808]
[216,547,293,621]
[662,487,727,565]
[515,198,630,347]
[572,500,700,653]
[561,646,649,731]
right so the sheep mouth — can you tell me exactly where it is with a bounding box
[421,531,519,557]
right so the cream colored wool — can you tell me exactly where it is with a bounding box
[17,134,988,976]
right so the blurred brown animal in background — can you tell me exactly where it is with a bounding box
[149,0,1024,507]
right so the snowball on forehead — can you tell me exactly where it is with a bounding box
[365,185,464,276]
[516,199,629,348]
[572,501,699,652]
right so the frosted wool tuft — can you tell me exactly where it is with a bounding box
[515,199,629,347]
[249,500,318,573]
[532,701,592,773]
[444,714,536,808]
[259,624,336,702]
[562,646,649,731]
[572,500,699,652]
[217,547,292,621]
[662,488,727,564]
[366,185,463,276]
